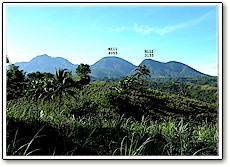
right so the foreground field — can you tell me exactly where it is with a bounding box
[6,81,218,156]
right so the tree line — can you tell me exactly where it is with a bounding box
[7,63,91,107]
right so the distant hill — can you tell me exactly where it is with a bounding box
[12,55,210,79]
[138,59,209,78]
[15,54,78,74]
[90,56,137,79]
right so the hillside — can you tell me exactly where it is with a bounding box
[6,81,218,156]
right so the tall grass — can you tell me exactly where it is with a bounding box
[6,82,218,156]
[113,132,152,156]
[7,126,45,156]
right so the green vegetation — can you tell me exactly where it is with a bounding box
[153,76,217,87]
[76,63,91,85]
[147,78,218,103]
[6,65,219,156]
[76,63,91,77]
[7,64,26,100]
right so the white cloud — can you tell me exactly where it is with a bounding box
[158,23,188,36]
[133,22,188,36]
[134,11,214,36]
[133,23,156,35]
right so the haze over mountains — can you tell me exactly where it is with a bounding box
[13,54,209,79]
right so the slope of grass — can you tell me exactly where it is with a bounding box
[6,81,219,156]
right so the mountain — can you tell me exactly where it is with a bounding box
[90,56,137,79]
[13,54,209,79]
[15,54,78,74]
[139,59,209,78]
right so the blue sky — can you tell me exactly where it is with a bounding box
[6,4,219,76]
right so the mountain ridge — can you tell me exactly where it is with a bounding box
[12,54,210,79]
[139,59,208,78]
[15,54,78,74]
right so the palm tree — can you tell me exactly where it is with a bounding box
[53,68,75,112]
[115,65,150,92]
[120,76,140,90]
[134,65,151,85]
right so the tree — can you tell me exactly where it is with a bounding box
[76,64,91,85]
[27,72,54,81]
[25,68,81,113]
[26,72,55,110]
[43,72,55,79]
[76,64,91,77]
[54,68,76,112]
[27,72,44,81]
[134,65,151,85]
[7,64,26,100]
[114,65,151,93]
[119,76,140,91]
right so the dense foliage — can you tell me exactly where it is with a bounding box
[7,64,26,100]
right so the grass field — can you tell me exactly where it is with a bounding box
[6,81,219,156]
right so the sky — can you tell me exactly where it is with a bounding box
[6,3,220,76]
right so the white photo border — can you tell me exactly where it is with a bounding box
[2,1,223,160]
